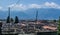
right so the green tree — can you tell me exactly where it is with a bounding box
[14,16,19,23]
[10,18,14,22]
[58,16,60,34]
[6,16,10,23]
[0,22,2,35]
[53,20,56,22]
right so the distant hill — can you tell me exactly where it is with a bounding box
[0,8,60,20]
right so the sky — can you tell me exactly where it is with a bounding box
[0,0,60,11]
[0,0,60,20]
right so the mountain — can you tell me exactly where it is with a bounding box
[24,8,60,20]
[0,11,29,20]
[0,8,60,20]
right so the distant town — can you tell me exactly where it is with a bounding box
[0,7,59,35]
[0,7,58,35]
[0,16,58,34]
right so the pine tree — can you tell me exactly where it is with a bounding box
[6,16,10,23]
[53,20,56,22]
[15,16,19,23]
[0,22,2,35]
[10,18,14,22]
[58,16,60,34]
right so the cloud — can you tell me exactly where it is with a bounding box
[0,6,3,10]
[8,2,60,11]
[8,4,28,10]
[28,4,41,8]
[44,2,60,9]
[8,4,42,11]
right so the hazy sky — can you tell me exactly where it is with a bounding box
[0,0,60,19]
[0,0,60,11]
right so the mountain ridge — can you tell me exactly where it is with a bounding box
[0,8,60,20]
